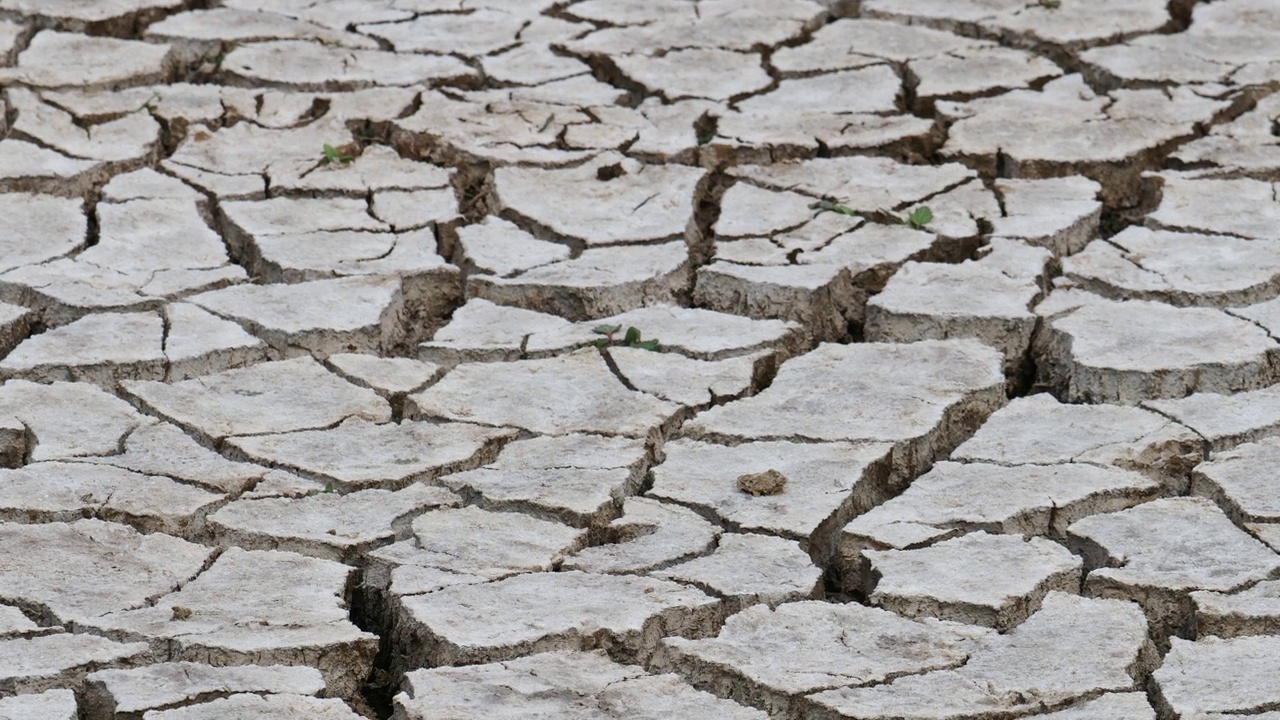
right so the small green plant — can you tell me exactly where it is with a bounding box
[129,92,160,116]
[322,143,354,165]
[1039,0,1061,8]
[808,200,860,217]
[306,480,337,497]
[810,199,933,230]
[905,206,933,230]
[592,324,661,352]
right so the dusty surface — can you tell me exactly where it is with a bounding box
[0,1,1273,718]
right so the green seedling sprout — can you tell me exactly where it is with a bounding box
[810,199,932,230]
[808,200,861,217]
[322,143,354,165]
[906,206,933,230]
[591,324,661,352]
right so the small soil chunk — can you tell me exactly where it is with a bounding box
[738,469,788,496]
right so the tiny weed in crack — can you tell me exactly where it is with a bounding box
[809,200,933,230]
[322,143,357,166]
[590,324,662,352]
[808,199,861,217]
[906,206,933,230]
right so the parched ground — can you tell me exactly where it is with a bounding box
[0,0,1278,718]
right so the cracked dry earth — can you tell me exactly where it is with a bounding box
[2,2,1280,720]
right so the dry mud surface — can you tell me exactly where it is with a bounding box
[0,0,1278,718]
